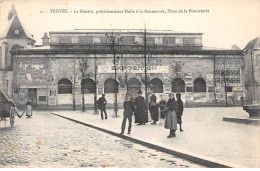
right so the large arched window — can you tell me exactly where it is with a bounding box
[104,78,119,93]
[58,78,72,94]
[172,78,185,93]
[149,78,163,93]
[127,78,141,94]
[193,78,206,92]
[81,78,96,94]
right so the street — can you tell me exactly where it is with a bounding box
[0,111,203,168]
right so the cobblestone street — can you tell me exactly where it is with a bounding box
[0,111,203,168]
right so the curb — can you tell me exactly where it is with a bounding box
[223,117,260,125]
[51,112,241,168]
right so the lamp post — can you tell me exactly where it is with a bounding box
[73,58,76,111]
[6,79,9,96]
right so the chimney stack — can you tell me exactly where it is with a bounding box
[42,32,49,46]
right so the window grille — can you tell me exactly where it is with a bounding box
[193,78,206,92]
[121,36,135,45]
[149,78,163,93]
[172,78,185,92]
[81,78,96,94]
[162,37,176,45]
[183,37,195,45]
[104,78,119,93]
[79,36,93,44]
[58,36,72,43]
[58,79,72,94]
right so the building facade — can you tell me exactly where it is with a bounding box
[1,6,245,109]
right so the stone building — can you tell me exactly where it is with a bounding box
[1,6,245,110]
[243,37,260,104]
[0,5,35,99]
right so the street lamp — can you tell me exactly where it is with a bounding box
[6,79,9,95]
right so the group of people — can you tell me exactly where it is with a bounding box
[9,100,33,118]
[97,91,184,138]
[120,90,184,138]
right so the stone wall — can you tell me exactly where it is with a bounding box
[13,52,244,108]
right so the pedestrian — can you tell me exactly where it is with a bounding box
[25,99,32,117]
[165,93,177,138]
[97,94,107,119]
[120,93,135,135]
[176,93,184,132]
[149,91,159,125]
[134,90,148,125]
[240,95,244,107]
[158,95,167,125]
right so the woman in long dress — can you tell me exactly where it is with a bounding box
[25,100,32,117]
[165,93,177,138]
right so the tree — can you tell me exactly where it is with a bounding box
[105,31,122,117]
[79,57,92,112]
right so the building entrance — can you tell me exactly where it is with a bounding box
[28,88,37,106]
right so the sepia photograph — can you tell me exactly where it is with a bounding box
[0,0,260,168]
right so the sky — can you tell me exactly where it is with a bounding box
[0,0,260,49]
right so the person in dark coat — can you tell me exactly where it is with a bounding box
[165,93,177,138]
[176,93,184,132]
[120,93,135,135]
[97,94,107,119]
[240,95,244,106]
[134,90,148,125]
[158,95,167,119]
[149,91,159,125]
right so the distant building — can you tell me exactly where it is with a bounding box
[1,6,245,109]
[0,5,35,99]
[243,37,260,104]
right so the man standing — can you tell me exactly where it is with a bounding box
[149,91,159,125]
[120,93,135,135]
[240,95,244,107]
[176,93,184,132]
[134,90,148,125]
[97,94,107,119]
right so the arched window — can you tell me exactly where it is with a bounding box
[127,78,141,95]
[104,78,119,93]
[81,78,96,94]
[172,78,185,93]
[149,78,163,93]
[58,78,72,94]
[193,78,206,92]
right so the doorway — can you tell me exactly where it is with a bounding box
[28,88,37,106]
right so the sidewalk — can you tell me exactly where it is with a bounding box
[50,107,260,168]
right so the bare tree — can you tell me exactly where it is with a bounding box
[105,31,122,117]
[79,57,92,112]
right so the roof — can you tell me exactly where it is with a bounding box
[10,45,243,56]
[0,13,35,41]
[243,37,259,51]
[49,29,203,35]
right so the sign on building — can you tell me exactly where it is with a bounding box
[98,65,169,73]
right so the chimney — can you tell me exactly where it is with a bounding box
[41,32,49,46]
